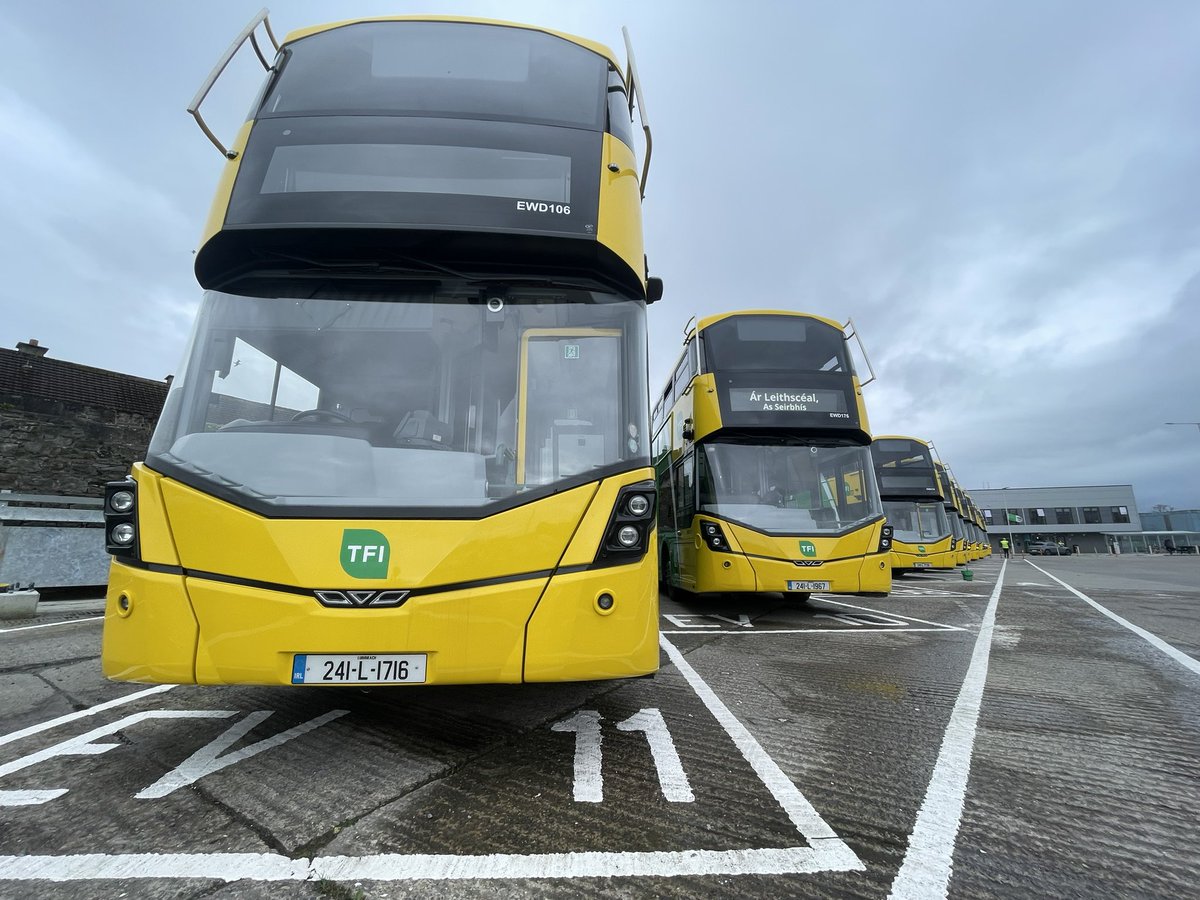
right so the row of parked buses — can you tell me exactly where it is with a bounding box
[651,311,990,603]
[873,438,991,572]
[100,12,985,690]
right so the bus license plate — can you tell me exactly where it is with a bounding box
[913,562,932,568]
[292,654,427,685]
[787,581,830,592]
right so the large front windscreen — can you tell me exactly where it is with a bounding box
[262,22,608,130]
[148,287,648,513]
[697,441,882,534]
[884,500,950,543]
[701,315,852,374]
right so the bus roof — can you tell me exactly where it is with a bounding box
[281,16,624,74]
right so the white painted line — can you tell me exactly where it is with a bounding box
[0,710,237,807]
[314,844,863,879]
[1026,561,1200,677]
[817,599,966,630]
[888,559,1008,900]
[0,853,308,881]
[658,634,863,869]
[136,709,350,799]
[0,845,863,882]
[0,685,176,750]
[662,627,963,636]
[0,617,103,634]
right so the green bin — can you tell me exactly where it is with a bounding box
[962,568,974,581]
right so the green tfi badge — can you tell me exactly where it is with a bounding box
[917,545,927,554]
[799,540,817,557]
[340,529,389,579]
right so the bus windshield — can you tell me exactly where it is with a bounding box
[701,315,850,374]
[697,441,882,535]
[148,286,648,513]
[884,500,951,542]
[263,21,608,130]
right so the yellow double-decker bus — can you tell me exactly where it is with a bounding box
[101,13,662,686]
[651,311,892,600]
[870,436,955,572]
[933,461,968,566]
[949,476,984,561]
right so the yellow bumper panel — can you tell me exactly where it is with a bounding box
[188,576,545,686]
[101,563,200,684]
[524,554,659,682]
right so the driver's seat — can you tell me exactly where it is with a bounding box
[393,410,452,449]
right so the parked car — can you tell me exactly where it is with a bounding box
[1027,540,1071,556]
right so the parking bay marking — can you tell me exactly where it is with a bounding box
[552,708,694,803]
[663,599,966,635]
[0,685,175,751]
[0,708,348,806]
[0,635,862,882]
[1026,560,1200,677]
[887,559,1007,899]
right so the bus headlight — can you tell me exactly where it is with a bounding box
[104,479,140,559]
[111,523,136,545]
[593,480,656,567]
[700,520,731,552]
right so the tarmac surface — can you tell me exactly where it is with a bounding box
[1,553,1197,898]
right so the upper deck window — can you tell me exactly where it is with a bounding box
[262,22,609,131]
[701,316,850,374]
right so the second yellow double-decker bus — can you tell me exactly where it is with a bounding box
[100,13,661,687]
[871,436,955,571]
[652,311,892,600]
[933,461,968,566]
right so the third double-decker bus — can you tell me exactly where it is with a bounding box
[871,436,954,571]
[652,310,892,600]
[101,12,662,687]
[933,461,968,566]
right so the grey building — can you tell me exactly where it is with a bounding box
[968,485,1140,555]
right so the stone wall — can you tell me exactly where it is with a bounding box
[0,396,158,496]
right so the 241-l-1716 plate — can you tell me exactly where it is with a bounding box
[292,653,427,684]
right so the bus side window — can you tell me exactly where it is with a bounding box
[673,452,695,525]
[657,465,675,532]
[673,354,690,400]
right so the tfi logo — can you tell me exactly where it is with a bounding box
[799,540,817,558]
[340,529,389,579]
[918,545,927,554]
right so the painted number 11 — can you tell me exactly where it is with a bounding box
[551,708,694,803]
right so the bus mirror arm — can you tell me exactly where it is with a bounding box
[187,8,279,159]
[622,27,651,199]
[842,316,877,387]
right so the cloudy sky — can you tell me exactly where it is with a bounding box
[3,1,1198,509]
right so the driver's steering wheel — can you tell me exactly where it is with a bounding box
[292,408,356,424]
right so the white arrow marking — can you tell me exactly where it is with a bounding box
[0,710,234,807]
[136,709,349,799]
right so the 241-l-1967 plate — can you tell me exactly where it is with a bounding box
[787,581,830,592]
[291,653,427,684]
